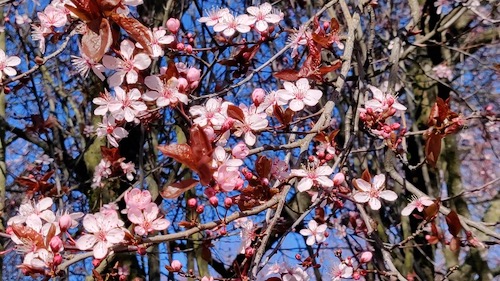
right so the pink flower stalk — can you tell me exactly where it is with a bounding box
[364,85,407,113]
[300,220,327,245]
[143,76,188,107]
[124,188,152,212]
[108,87,147,122]
[276,78,323,112]
[290,165,334,192]
[189,98,228,129]
[127,203,170,236]
[401,195,434,216]
[102,39,152,87]
[198,7,230,27]
[75,212,126,259]
[213,13,255,37]
[352,174,398,210]
[96,115,129,147]
[0,49,21,80]
[38,5,67,29]
[246,3,282,32]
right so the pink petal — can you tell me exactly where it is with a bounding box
[120,40,135,60]
[379,190,397,201]
[83,215,99,233]
[93,241,108,259]
[75,234,97,250]
[353,192,370,203]
[297,177,313,192]
[372,174,386,190]
[106,228,125,244]
[369,198,382,210]
[133,53,151,70]
[152,218,170,231]
[401,205,415,216]
[354,179,371,192]
[289,99,304,111]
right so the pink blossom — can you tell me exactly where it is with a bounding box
[189,98,227,128]
[271,158,290,181]
[71,53,105,80]
[170,260,182,271]
[232,143,249,159]
[108,87,147,122]
[198,7,230,26]
[252,88,266,106]
[124,188,152,212]
[213,146,243,170]
[215,165,244,192]
[256,90,289,115]
[433,63,453,80]
[282,266,310,281]
[137,27,175,58]
[120,161,136,181]
[8,198,55,226]
[288,26,309,58]
[127,203,170,236]
[246,3,282,32]
[213,13,255,37]
[96,115,129,147]
[93,90,113,116]
[166,18,181,33]
[0,49,21,80]
[359,251,373,263]
[38,5,67,28]
[331,263,353,281]
[365,85,407,112]
[75,212,126,259]
[353,174,398,210]
[290,165,333,192]
[143,76,188,107]
[201,277,214,281]
[102,39,152,87]
[34,154,53,165]
[276,78,323,112]
[92,159,112,188]
[401,195,434,216]
[233,104,269,146]
[300,220,327,245]
[31,24,50,54]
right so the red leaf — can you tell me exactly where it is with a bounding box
[161,179,199,199]
[273,69,300,81]
[101,146,121,163]
[449,236,461,252]
[110,14,153,56]
[445,211,462,237]
[81,18,113,62]
[189,126,213,158]
[273,105,294,126]
[159,144,197,170]
[330,18,340,34]
[424,198,441,221]
[361,169,371,183]
[425,133,443,167]
[96,0,120,14]
[226,105,245,123]
[256,156,272,179]
[317,60,342,75]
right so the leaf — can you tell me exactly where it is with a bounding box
[161,60,180,81]
[161,179,199,199]
[273,69,300,81]
[189,126,212,158]
[226,105,245,123]
[424,198,441,221]
[445,211,462,237]
[65,0,100,22]
[425,133,443,167]
[96,0,120,14]
[111,13,154,56]
[361,169,371,183]
[81,18,113,62]
[101,146,121,162]
[158,144,197,170]
[11,224,45,248]
[330,18,340,34]
[256,156,272,179]
[317,60,342,75]
[449,236,461,252]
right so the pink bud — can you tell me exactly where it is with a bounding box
[170,260,182,271]
[177,77,188,92]
[295,254,302,260]
[166,18,180,33]
[187,198,197,208]
[209,196,219,207]
[245,247,255,257]
[196,205,205,214]
[224,197,233,208]
[219,227,227,235]
[333,173,345,186]
[59,214,73,232]
[50,236,63,252]
[186,67,201,83]
[353,271,361,280]
[137,247,147,255]
[251,88,266,106]
[359,251,373,263]
[92,259,102,267]
[232,143,249,159]
[176,42,185,51]
[185,45,193,54]
[53,254,63,266]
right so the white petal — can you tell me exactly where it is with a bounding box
[369,198,382,210]
[379,190,398,201]
[353,192,370,203]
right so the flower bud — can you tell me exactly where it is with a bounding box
[176,42,184,51]
[295,254,302,260]
[209,196,219,207]
[251,88,265,106]
[53,254,63,266]
[187,198,197,208]
[224,197,233,208]
[137,247,147,255]
[92,259,102,267]
[170,260,182,271]
[245,247,255,257]
[185,45,193,54]
[186,67,201,83]
[359,251,373,263]
[219,227,227,235]
[59,214,73,232]
[196,204,205,214]
[49,236,63,252]
[166,18,180,33]
[232,143,249,159]
[333,173,345,186]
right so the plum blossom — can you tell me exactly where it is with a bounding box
[198,7,230,26]
[75,212,126,259]
[102,39,152,87]
[233,105,269,146]
[31,25,50,54]
[38,5,67,29]
[364,85,407,112]
[353,174,398,210]
[92,159,112,188]
[282,265,310,281]
[300,220,327,245]
[108,87,147,122]
[433,63,453,81]
[96,115,128,147]
[71,52,105,81]
[401,195,434,216]
[213,13,255,37]
[127,203,170,235]
[288,26,309,58]
[143,76,188,107]
[290,165,333,192]
[331,263,353,281]
[190,98,227,128]
[93,90,113,116]
[246,3,282,32]
[234,218,255,254]
[232,143,249,159]
[215,165,244,192]
[8,198,55,226]
[212,146,243,170]
[271,158,290,181]
[120,161,136,181]
[34,154,54,165]
[0,49,21,80]
[124,188,152,212]
[276,78,323,112]
[136,27,174,57]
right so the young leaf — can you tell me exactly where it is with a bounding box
[81,18,113,62]
[445,210,462,237]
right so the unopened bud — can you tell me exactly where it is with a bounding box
[245,247,255,257]
[187,198,197,208]
[53,254,63,266]
[333,173,345,186]
[49,236,63,252]
[224,197,233,208]
[209,196,219,207]
[251,88,266,106]
[359,251,373,263]
[295,254,302,260]
[166,18,180,33]
[59,214,73,232]
[196,204,205,214]
[170,260,182,271]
